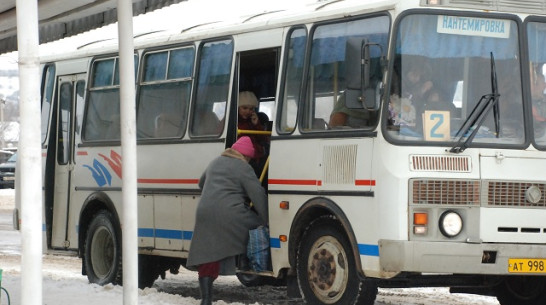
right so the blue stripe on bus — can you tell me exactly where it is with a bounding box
[135,229,378,257]
[270,238,281,248]
[183,231,193,240]
[138,228,154,238]
[155,229,182,239]
[358,244,379,257]
[138,228,193,240]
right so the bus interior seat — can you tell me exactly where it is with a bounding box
[105,114,120,139]
[155,113,182,138]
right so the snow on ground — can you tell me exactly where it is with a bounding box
[0,189,500,305]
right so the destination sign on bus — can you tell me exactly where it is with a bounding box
[437,15,510,39]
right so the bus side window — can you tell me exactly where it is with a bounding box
[41,64,56,144]
[84,58,122,141]
[303,16,389,131]
[137,47,194,139]
[85,88,121,141]
[278,27,306,134]
[190,39,233,137]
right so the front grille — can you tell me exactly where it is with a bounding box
[410,155,471,172]
[411,179,546,207]
[487,181,546,207]
[411,179,480,205]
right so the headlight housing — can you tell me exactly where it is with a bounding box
[439,210,463,237]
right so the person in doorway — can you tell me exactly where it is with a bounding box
[237,91,270,177]
[187,136,268,305]
[238,91,263,130]
[237,91,267,157]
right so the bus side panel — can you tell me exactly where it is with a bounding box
[268,137,376,275]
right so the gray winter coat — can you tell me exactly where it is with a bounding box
[187,148,268,268]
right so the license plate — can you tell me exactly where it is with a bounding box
[508,258,546,273]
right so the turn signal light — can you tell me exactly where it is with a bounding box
[413,212,428,235]
[414,212,428,225]
[279,201,289,209]
[279,235,288,242]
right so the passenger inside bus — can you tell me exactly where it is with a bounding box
[237,91,269,177]
[422,88,456,113]
[388,60,435,132]
[328,92,370,128]
[402,61,434,102]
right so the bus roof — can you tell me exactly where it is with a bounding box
[39,0,546,63]
[39,0,399,62]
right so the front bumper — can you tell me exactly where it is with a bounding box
[379,240,546,275]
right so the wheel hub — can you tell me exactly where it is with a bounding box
[307,237,349,303]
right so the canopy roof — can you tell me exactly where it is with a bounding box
[0,0,185,54]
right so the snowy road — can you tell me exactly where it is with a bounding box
[0,189,500,305]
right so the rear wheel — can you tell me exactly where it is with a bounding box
[84,210,122,286]
[496,276,546,305]
[297,217,377,305]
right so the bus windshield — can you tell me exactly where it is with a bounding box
[386,13,524,147]
[528,20,546,148]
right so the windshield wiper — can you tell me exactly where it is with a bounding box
[449,52,500,153]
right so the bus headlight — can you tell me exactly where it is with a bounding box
[439,211,462,237]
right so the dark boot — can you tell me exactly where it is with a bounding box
[199,276,213,305]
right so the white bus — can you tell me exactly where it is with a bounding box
[13,0,546,304]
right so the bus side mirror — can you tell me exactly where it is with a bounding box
[345,38,384,111]
[345,84,382,111]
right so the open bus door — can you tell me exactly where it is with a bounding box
[231,47,279,286]
[47,74,86,249]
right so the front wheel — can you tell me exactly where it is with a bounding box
[495,276,546,305]
[84,210,122,286]
[297,217,377,305]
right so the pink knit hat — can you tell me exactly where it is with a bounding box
[231,136,255,158]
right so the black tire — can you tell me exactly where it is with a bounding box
[297,217,377,305]
[84,210,122,286]
[496,276,546,305]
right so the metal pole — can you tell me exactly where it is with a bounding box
[117,0,138,304]
[15,0,43,305]
[0,98,5,149]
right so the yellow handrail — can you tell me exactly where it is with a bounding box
[237,129,272,136]
[259,156,270,183]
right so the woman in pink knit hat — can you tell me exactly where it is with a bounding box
[187,136,268,305]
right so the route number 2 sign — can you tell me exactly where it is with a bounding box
[423,111,450,141]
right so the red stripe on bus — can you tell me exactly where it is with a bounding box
[269,179,375,186]
[355,180,376,186]
[268,179,320,186]
[77,151,88,156]
[137,178,199,184]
